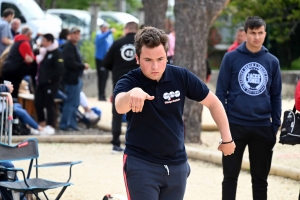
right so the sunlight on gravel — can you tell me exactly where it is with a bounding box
[11,141,300,200]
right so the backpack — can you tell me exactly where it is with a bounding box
[279,106,300,145]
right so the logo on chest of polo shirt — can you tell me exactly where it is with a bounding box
[163,90,180,104]
[238,62,268,96]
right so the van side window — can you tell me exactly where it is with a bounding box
[101,16,118,23]
[59,14,85,28]
[1,3,26,23]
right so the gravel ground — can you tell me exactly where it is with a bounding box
[190,131,300,169]
[12,129,300,200]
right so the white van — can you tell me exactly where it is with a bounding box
[46,9,106,40]
[98,11,139,25]
[0,0,62,38]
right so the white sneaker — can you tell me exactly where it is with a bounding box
[85,110,99,120]
[39,126,55,135]
[30,128,39,135]
[45,125,55,135]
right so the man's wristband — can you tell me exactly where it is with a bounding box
[219,139,234,144]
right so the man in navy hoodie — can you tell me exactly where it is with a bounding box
[216,16,281,200]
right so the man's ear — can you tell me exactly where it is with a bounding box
[135,54,139,64]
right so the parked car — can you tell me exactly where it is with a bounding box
[0,0,62,38]
[46,9,106,40]
[98,11,139,25]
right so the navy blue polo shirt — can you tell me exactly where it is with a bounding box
[114,65,209,165]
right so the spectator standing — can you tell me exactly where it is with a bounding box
[0,8,14,55]
[95,22,115,101]
[103,22,139,153]
[2,26,36,99]
[59,27,89,131]
[114,26,235,200]
[10,18,20,37]
[57,28,69,47]
[227,27,246,52]
[216,16,282,200]
[34,33,63,134]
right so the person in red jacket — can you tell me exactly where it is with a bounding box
[227,27,246,52]
[1,26,36,99]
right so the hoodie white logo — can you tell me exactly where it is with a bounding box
[238,62,268,96]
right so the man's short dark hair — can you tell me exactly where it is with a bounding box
[43,33,54,43]
[125,21,138,32]
[2,8,15,18]
[134,26,168,58]
[244,16,266,33]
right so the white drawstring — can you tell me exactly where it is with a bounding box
[164,165,169,175]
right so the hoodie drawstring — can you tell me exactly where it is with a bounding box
[164,165,169,175]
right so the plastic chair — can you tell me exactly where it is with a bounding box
[0,138,82,200]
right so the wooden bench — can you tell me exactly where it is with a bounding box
[18,93,63,122]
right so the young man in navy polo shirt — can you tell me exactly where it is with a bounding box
[114,26,236,200]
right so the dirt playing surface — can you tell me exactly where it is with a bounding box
[13,141,299,200]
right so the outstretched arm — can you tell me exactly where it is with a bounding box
[200,91,235,156]
[115,87,154,114]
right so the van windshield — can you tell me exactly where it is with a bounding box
[18,1,45,20]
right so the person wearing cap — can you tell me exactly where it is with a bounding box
[95,22,115,101]
[59,27,89,131]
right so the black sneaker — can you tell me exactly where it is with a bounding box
[112,145,124,154]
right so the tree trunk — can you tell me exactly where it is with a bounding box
[50,0,57,8]
[142,0,168,30]
[174,0,229,143]
[37,0,46,10]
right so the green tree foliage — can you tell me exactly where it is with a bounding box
[44,0,142,12]
[224,0,300,44]
[221,0,300,68]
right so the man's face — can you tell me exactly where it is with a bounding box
[70,31,81,43]
[11,21,20,31]
[237,31,246,44]
[246,26,266,49]
[100,26,108,33]
[41,37,52,47]
[136,44,167,82]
